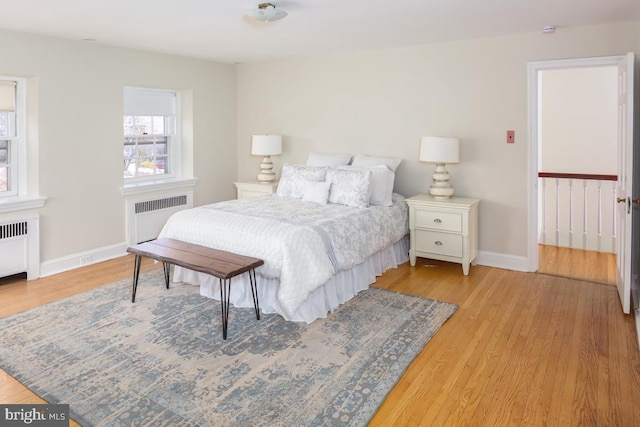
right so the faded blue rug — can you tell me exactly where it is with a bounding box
[0,269,457,426]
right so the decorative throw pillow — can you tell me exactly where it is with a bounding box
[351,154,402,172]
[326,167,372,209]
[276,164,327,198]
[305,152,353,167]
[301,180,331,204]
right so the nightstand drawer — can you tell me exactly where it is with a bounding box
[414,210,462,232]
[235,182,277,199]
[415,231,463,257]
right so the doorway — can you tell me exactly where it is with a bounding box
[527,56,622,285]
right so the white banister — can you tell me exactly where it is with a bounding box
[538,173,617,254]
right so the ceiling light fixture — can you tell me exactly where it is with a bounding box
[542,26,556,34]
[247,2,288,22]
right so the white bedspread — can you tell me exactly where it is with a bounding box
[158,193,408,318]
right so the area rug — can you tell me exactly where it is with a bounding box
[0,269,457,426]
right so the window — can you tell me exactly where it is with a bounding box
[0,79,21,197]
[123,88,178,181]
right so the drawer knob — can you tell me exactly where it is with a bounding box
[435,241,443,245]
[434,218,442,223]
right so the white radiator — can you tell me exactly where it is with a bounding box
[126,193,193,245]
[0,215,40,280]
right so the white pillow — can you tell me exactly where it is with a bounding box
[302,180,331,204]
[276,164,327,199]
[326,167,372,209]
[338,165,395,207]
[306,152,352,167]
[351,154,402,172]
[366,165,395,207]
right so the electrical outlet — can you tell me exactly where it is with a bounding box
[80,255,93,265]
[507,130,515,143]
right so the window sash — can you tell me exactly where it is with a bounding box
[0,77,22,198]
[123,87,179,182]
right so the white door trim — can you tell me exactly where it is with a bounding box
[527,55,625,272]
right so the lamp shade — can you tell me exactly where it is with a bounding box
[251,135,282,156]
[419,137,459,164]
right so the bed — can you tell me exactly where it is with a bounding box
[158,153,409,323]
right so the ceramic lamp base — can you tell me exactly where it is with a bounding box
[257,156,276,183]
[429,163,454,199]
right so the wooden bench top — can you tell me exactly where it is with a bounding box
[127,238,264,280]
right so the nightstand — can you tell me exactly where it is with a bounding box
[234,181,278,199]
[406,195,480,275]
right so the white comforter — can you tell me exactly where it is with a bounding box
[158,193,408,318]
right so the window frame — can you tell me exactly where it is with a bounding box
[123,88,181,184]
[0,76,26,199]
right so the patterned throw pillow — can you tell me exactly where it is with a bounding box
[326,167,372,209]
[276,164,327,199]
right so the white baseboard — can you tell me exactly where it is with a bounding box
[40,242,130,278]
[38,246,531,279]
[476,250,530,272]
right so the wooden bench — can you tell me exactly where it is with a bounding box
[126,237,264,339]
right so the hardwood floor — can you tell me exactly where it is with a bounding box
[538,244,617,285]
[1,254,639,426]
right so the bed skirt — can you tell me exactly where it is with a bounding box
[172,235,409,323]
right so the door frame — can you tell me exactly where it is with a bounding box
[527,55,625,272]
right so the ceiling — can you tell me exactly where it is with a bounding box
[1,0,639,64]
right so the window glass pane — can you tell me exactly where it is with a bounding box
[153,143,167,156]
[0,140,7,165]
[136,158,155,176]
[0,112,15,138]
[123,135,170,178]
[124,116,167,136]
[155,156,168,173]
[0,166,8,192]
[152,116,165,134]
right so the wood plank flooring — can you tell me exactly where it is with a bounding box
[538,244,616,285]
[0,254,638,426]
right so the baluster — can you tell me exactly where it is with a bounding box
[541,178,546,244]
[597,180,602,252]
[568,178,574,248]
[612,180,617,251]
[555,178,560,246]
[582,179,587,250]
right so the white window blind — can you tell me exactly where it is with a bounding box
[0,81,16,112]
[124,88,176,117]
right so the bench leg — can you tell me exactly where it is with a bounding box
[163,262,171,289]
[131,255,142,303]
[249,269,261,320]
[219,278,231,340]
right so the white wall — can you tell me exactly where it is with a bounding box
[540,66,618,174]
[0,29,237,267]
[237,22,640,261]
